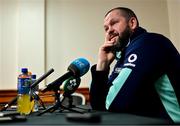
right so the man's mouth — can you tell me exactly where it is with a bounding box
[109,34,119,41]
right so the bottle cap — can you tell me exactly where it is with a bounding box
[21,68,28,73]
[31,74,36,79]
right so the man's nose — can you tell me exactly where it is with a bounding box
[108,27,114,35]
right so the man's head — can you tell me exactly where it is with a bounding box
[104,7,139,50]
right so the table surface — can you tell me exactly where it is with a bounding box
[0,105,171,125]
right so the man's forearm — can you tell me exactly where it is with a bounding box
[96,60,109,71]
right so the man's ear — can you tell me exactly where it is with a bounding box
[129,17,138,30]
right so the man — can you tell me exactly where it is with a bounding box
[89,7,180,123]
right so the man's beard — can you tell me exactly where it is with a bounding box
[113,26,132,52]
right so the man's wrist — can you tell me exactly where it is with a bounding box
[96,61,109,71]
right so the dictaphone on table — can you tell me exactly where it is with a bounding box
[66,113,101,123]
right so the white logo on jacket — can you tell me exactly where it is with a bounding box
[124,54,137,67]
[114,67,122,73]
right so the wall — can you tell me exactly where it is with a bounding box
[0,0,45,89]
[0,0,179,89]
[0,0,18,89]
[167,0,180,51]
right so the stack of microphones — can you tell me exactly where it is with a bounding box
[0,58,90,114]
[42,57,90,94]
[36,58,90,115]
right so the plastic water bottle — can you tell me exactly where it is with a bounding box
[31,74,39,112]
[17,68,31,115]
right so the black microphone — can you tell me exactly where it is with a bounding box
[30,68,54,89]
[60,77,81,106]
[63,77,81,96]
[0,68,54,111]
[42,58,90,93]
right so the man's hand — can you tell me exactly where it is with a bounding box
[96,34,119,71]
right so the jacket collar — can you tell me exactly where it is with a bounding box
[115,27,147,60]
[130,27,147,42]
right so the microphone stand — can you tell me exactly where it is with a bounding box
[37,89,84,116]
[31,92,46,110]
[61,94,91,112]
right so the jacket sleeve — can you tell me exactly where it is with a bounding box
[89,65,110,110]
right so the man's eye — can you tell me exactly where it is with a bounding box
[111,21,117,26]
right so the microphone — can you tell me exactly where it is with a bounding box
[31,68,54,89]
[0,68,54,111]
[42,58,90,92]
[63,77,81,96]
